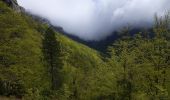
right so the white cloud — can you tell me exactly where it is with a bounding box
[17,0,170,41]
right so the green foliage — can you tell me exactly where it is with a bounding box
[0,70,25,97]
[0,1,170,100]
[106,14,170,99]
[43,27,64,90]
[0,1,50,98]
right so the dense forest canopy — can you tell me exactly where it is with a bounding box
[0,0,170,100]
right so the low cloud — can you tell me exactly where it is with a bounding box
[17,0,170,41]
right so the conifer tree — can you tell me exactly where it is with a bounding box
[43,27,63,90]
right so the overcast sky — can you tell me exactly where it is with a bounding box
[17,0,170,41]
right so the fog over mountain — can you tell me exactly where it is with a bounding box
[17,0,170,41]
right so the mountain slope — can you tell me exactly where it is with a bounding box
[0,0,50,97]
[0,1,106,99]
[1,0,170,100]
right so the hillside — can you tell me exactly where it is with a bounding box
[0,0,48,96]
[0,0,170,100]
[0,1,107,99]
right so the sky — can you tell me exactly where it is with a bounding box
[17,0,170,41]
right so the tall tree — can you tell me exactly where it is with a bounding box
[43,27,63,90]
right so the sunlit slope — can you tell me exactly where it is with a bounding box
[56,32,103,68]
[0,1,104,98]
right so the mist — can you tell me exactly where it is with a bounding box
[17,0,170,41]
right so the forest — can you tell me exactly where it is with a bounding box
[0,0,170,100]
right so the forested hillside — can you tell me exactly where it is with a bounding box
[0,0,170,100]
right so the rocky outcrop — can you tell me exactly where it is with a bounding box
[2,0,24,12]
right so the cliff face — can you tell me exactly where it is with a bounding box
[2,0,23,12]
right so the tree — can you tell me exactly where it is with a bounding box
[43,27,63,90]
